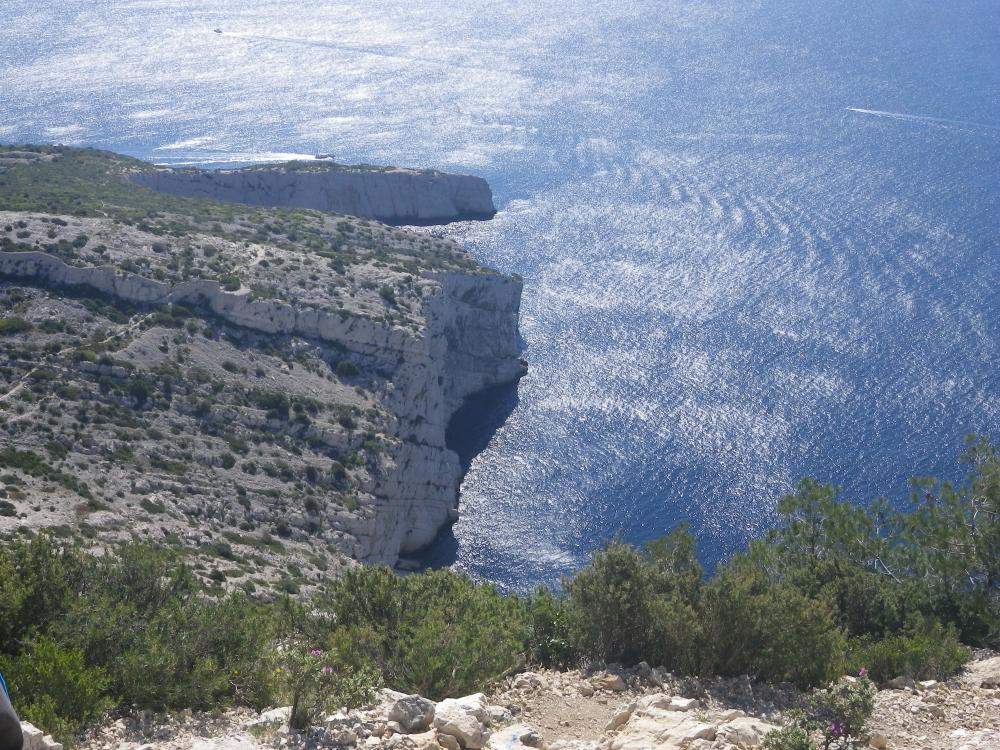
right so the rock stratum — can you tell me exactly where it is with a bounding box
[0,145,524,588]
[133,163,497,225]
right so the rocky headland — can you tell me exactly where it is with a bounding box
[132,162,497,225]
[0,145,524,586]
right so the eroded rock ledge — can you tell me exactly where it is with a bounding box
[0,248,525,564]
[133,165,497,225]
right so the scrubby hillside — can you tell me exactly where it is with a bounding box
[0,145,525,591]
[1,441,996,747]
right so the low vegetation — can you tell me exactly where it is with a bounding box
[0,437,996,745]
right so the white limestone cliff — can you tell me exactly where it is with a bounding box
[132,166,497,225]
[0,250,525,563]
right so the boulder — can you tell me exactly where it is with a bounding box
[512,672,546,691]
[250,706,291,727]
[19,723,47,750]
[437,734,462,750]
[434,694,490,749]
[592,674,627,692]
[328,728,358,746]
[389,695,436,733]
[868,731,888,749]
[717,717,778,747]
[487,705,513,726]
[486,724,542,749]
[605,700,637,732]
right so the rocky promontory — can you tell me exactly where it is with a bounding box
[0,145,523,586]
[133,162,497,225]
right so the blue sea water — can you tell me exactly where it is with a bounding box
[2,0,998,591]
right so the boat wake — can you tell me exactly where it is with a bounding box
[846,107,1000,131]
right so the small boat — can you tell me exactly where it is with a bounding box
[315,153,333,160]
[214,28,223,34]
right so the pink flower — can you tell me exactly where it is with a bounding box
[322,666,333,675]
[858,667,867,678]
[828,722,843,736]
[309,649,324,657]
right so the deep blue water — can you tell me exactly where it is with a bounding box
[2,0,998,591]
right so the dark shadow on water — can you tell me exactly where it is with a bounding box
[410,381,520,570]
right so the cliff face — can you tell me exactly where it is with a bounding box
[365,272,526,559]
[0,146,521,582]
[133,166,497,225]
[0,248,525,565]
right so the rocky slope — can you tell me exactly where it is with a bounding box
[70,658,1000,750]
[133,163,497,225]
[0,146,524,587]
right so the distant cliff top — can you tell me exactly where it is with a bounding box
[132,156,497,225]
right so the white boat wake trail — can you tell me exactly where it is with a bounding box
[846,107,1000,131]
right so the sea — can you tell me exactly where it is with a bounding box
[2,0,998,591]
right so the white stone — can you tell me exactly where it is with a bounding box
[486,705,512,726]
[388,694,436,733]
[486,724,542,749]
[592,674,627,692]
[511,673,546,691]
[20,722,45,750]
[434,694,491,749]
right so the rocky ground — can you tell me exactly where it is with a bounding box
[64,656,1000,750]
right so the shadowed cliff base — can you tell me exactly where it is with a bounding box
[404,380,521,571]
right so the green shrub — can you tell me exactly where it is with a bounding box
[526,587,576,668]
[323,566,525,699]
[699,559,846,687]
[764,725,816,750]
[279,639,381,730]
[846,619,970,682]
[336,360,359,378]
[766,676,875,750]
[0,317,32,335]
[0,636,112,745]
[565,530,704,674]
[45,545,278,712]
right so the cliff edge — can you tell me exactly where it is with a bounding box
[133,162,497,225]
[0,145,523,585]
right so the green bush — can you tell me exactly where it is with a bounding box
[567,540,660,665]
[846,619,970,682]
[699,560,846,687]
[525,587,575,668]
[0,636,112,745]
[336,360,359,378]
[322,566,525,699]
[765,676,875,750]
[764,725,816,750]
[279,639,381,730]
[0,317,32,335]
[51,548,277,711]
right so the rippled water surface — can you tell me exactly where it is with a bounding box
[3,0,998,589]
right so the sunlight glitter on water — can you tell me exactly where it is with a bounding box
[2,0,998,591]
